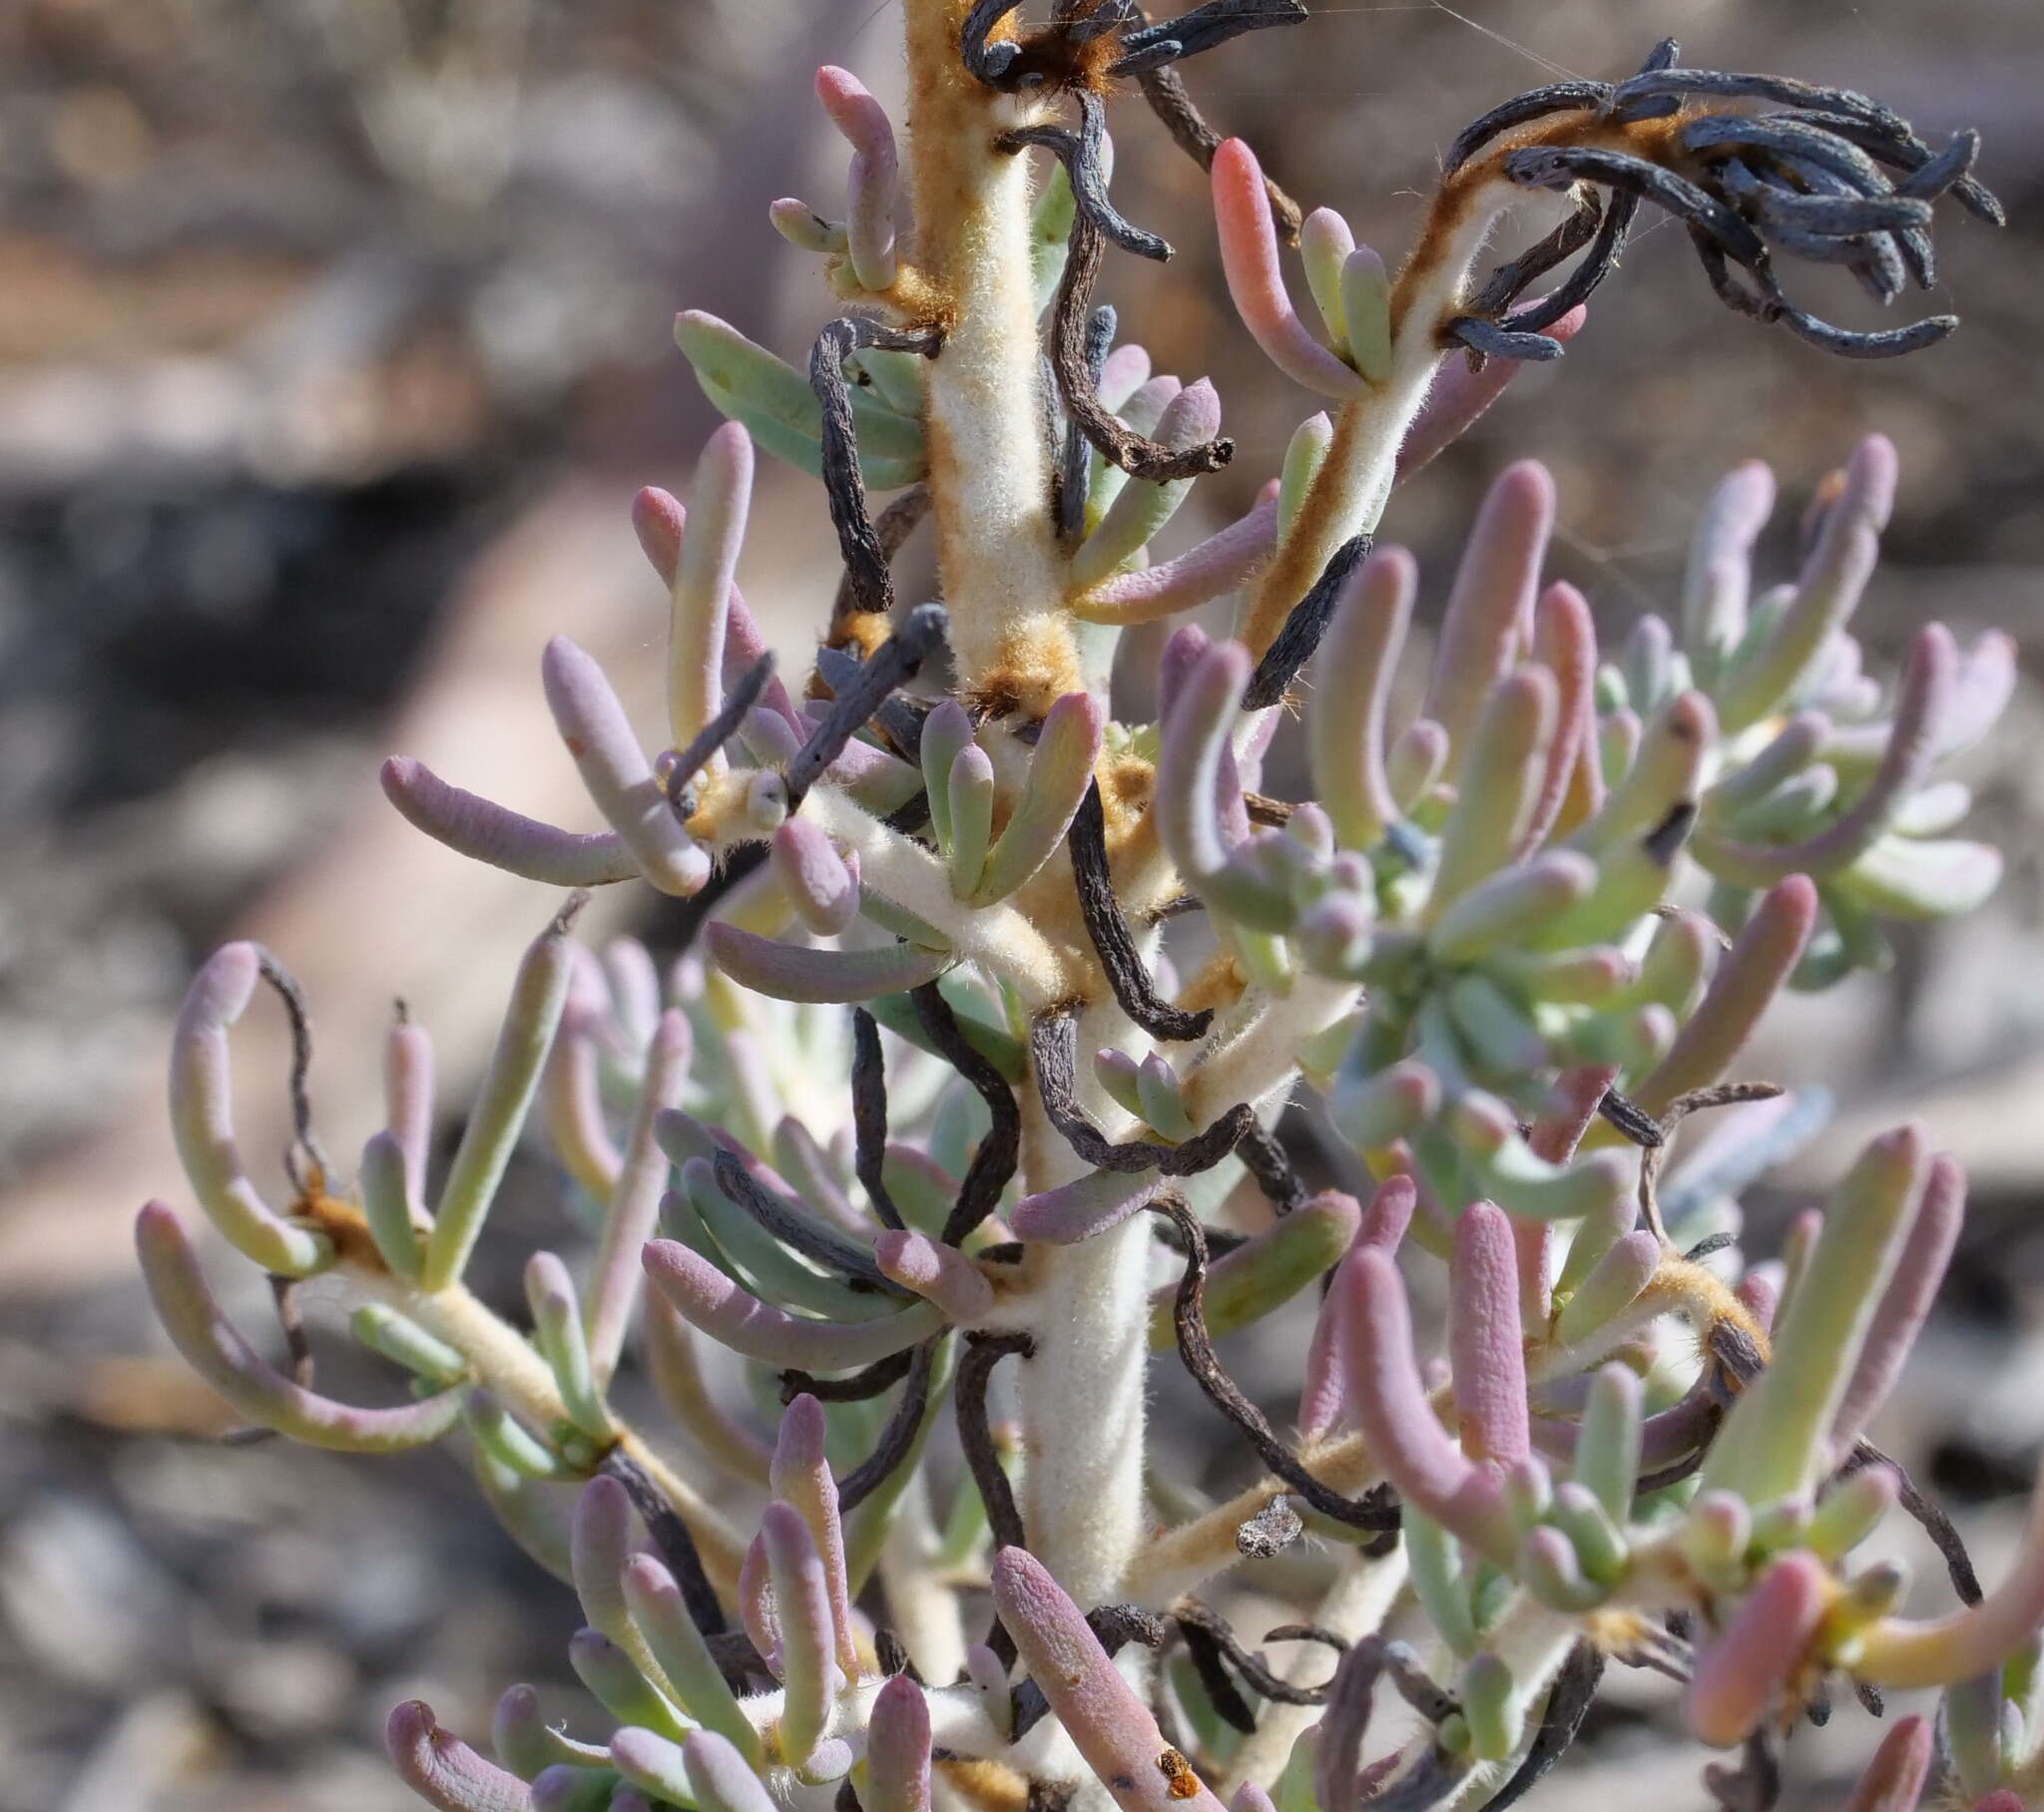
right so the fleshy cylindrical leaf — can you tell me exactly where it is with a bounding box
[1450,1202,1528,1467]
[422,914,578,1291]
[704,924,953,1004]
[1701,1125,1928,1506]
[380,757,639,887]
[139,1201,461,1451]
[772,1394,859,1674]
[762,1499,844,1765]
[585,1009,691,1384]
[1211,139,1363,398]
[876,1228,995,1322]
[1340,1247,1513,1563]
[1684,1553,1827,1746]
[168,943,330,1275]
[541,637,709,896]
[1421,461,1554,754]
[973,692,1104,905]
[668,423,753,760]
[866,1673,933,1812]
[815,67,898,291]
[1308,546,1412,849]
[387,1700,534,1811]
[643,1238,941,1368]
[991,1547,1228,1812]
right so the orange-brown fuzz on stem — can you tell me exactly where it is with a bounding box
[1100,752,1156,847]
[1643,1255,1774,1368]
[815,614,895,669]
[299,1180,390,1272]
[938,1758,1031,1812]
[1241,402,1368,659]
[1176,948,1248,1017]
[964,622,1089,723]
[996,23,1129,97]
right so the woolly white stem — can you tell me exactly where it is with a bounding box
[902,0,1073,710]
[1184,972,1359,1128]
[1017,998,1154,1609]
[878,1476,969,1685]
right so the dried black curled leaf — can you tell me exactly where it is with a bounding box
[1048,207,1235,482]
[712,1147,905,1291]
[1446,43,1999,361]
[1001,91,1173,262]
[666,653,779,817]
[1068,780,1215,1043]
[1152,1193,1398,1531]
[835,1335,945,1514]
[810,319,943,625]
[1243,533,1371,709]
[908,984,1022,1247]
[1110,0,1306,77]
[1030,1004,1253,1176]
[851,1008,910,1233]
[785,603,949,807]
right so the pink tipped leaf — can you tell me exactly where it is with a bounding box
[772,820,862,936]
[1340,1246,1515,1564]
[772,1395,860,1673]
[387,1700,533,1811]
[1307,545,1413,848]
[1718,434,1897,733]
[1829,1152,1965,1458]
[541,637,709,896]
[1073,486,1279,625]
[876,1228,996,1323]
[762,1499,844,1764]
[382,756,639,886]
[1299,1177,1415,1442]
[991,1547,1229,1812]
[1395,307,1586,479]
[867,1673,934,1812]
[168,942,331,1275]
[138,1201,462,1451]
[1450,1201,1529,1467]
[1212,140,1364,398]
[669,423,754,760]
[1420,461,1555,753]
[1523,581,1598,848]
[815,66,899,290]
[1630,875,1818,1118]
[1684,1553,1828,1745]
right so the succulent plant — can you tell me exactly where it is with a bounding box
[136,3,2033,1809]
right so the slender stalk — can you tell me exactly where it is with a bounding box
[350,1261,748,1587]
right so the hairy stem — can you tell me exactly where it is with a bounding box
[1016,1002,1156,1608]
[1237,178,1573,659]
[351,1262,747,1587]
[904,0,1076,714]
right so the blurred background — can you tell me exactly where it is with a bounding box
[1,0,2040,1806]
